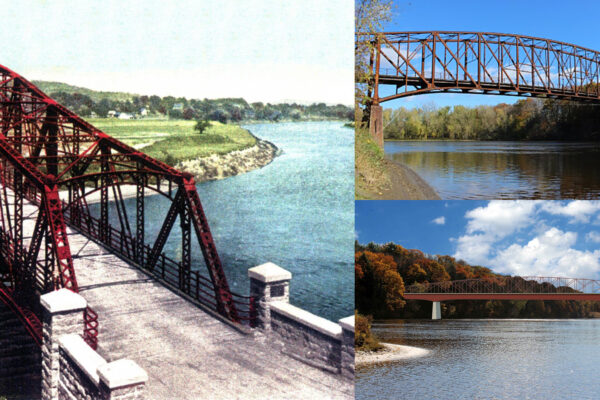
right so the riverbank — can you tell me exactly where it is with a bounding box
[176,137,279,181]
[355,130,439,200]
[356,343,430,365]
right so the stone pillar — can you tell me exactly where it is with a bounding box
[98,359,148,400]
[338,315,355,380]
[40,288,87,400]
[369,104,384,148]
[432,301,441,320]
[248,262,291,330]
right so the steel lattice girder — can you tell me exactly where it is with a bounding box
[0,63,239,324]
[357,31,600,104]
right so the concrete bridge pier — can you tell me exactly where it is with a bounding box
[369,104,384,148]
[432,301,441,320]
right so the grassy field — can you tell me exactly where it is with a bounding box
[85,118,257,165]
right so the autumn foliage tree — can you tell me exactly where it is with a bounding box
[355,251,405,317]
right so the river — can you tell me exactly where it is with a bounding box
[115,121,354,321]
[356,319,600,400]
[385,141,600,199]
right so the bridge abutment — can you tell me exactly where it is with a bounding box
[369,105,384,148]
[432,301,442,320]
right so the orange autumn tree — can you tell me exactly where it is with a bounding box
[355,251,405,317]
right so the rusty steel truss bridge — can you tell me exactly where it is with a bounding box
[0,65,255,349]
[358,31,600,146]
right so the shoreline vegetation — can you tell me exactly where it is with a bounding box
[383,97,600,141]
[355,128,439,200]
[87,118,280,183]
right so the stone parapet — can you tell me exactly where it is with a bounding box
[249,263,355,379]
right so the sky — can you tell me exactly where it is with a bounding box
[356,200,600,279]
[380,0,600,110]
[3,1,353,105]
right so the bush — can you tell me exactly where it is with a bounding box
[194,119,211,134]
[355,312,384,352]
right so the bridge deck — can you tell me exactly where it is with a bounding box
[17,196,351,400]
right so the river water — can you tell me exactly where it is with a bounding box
[127,121,354,321]
[356,319,600,400]
[385,141,600,199]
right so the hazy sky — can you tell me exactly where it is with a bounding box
[5,0,353,105]
[356,200,600,279]
[381,0,600,109]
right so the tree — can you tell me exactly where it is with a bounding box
[355,0,394,125]
[194,119,211,135]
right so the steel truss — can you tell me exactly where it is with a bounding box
[404,276,600,302]
[360,31,600,104]
[0,64,254,348]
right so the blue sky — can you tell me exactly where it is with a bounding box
[356,200,600,279]
[3,1,353,104]
[381,0,600,109]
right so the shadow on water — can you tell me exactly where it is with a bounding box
[385,141,600,199]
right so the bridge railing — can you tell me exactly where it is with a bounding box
[16,162,258,327]
[405,276,600,296]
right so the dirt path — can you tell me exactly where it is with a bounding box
[359,160,440,200]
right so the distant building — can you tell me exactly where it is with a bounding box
[139,107,149,117]
[107,110,118,118]
[172,103,184,111]
[118,112,135,120]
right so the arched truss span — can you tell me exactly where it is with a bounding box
[0,64,254,346]
[361,31,600,104]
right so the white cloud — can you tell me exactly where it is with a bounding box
[432,216,445,225]
[586,231,600,243]
[540,201,600,223]
[465,201,537,238]
[492,228,600,278]
[452,201,600,278]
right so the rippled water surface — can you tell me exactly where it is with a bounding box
[356,319,600,400]
[136,121,353,320]
[385,141,600,199]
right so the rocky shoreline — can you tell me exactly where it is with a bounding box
[176,137,280,182]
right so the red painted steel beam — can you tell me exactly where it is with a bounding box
[404,293,600,301]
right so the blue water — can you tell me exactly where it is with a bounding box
[136,121,354,321]
[356,319,600,400]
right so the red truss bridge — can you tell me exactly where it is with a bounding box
[357,31,600,145]
[0,65,255,349]
[404,276,600,319]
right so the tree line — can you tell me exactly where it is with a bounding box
[384,98,600,141]
[48,91,353,122]
[355,241,600,319]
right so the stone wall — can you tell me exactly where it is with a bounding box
[0,302,41,399]
[270,302,342,373]
[58,340,102,399]
[248,263,355,379]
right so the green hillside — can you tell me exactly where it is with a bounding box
[32,80,138,103]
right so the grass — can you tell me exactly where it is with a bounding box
[355,127,390,199]
[85,118,257,165]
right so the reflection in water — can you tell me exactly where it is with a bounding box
[385,141,600,199]
[356,319,600,400]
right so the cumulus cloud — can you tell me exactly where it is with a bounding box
[452,201,600,278]
[540,201,600,223]
[492,228,600,278]
[586,231,600,243]
[432,216,445,225]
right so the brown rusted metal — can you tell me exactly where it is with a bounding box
[357,31,600,104]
